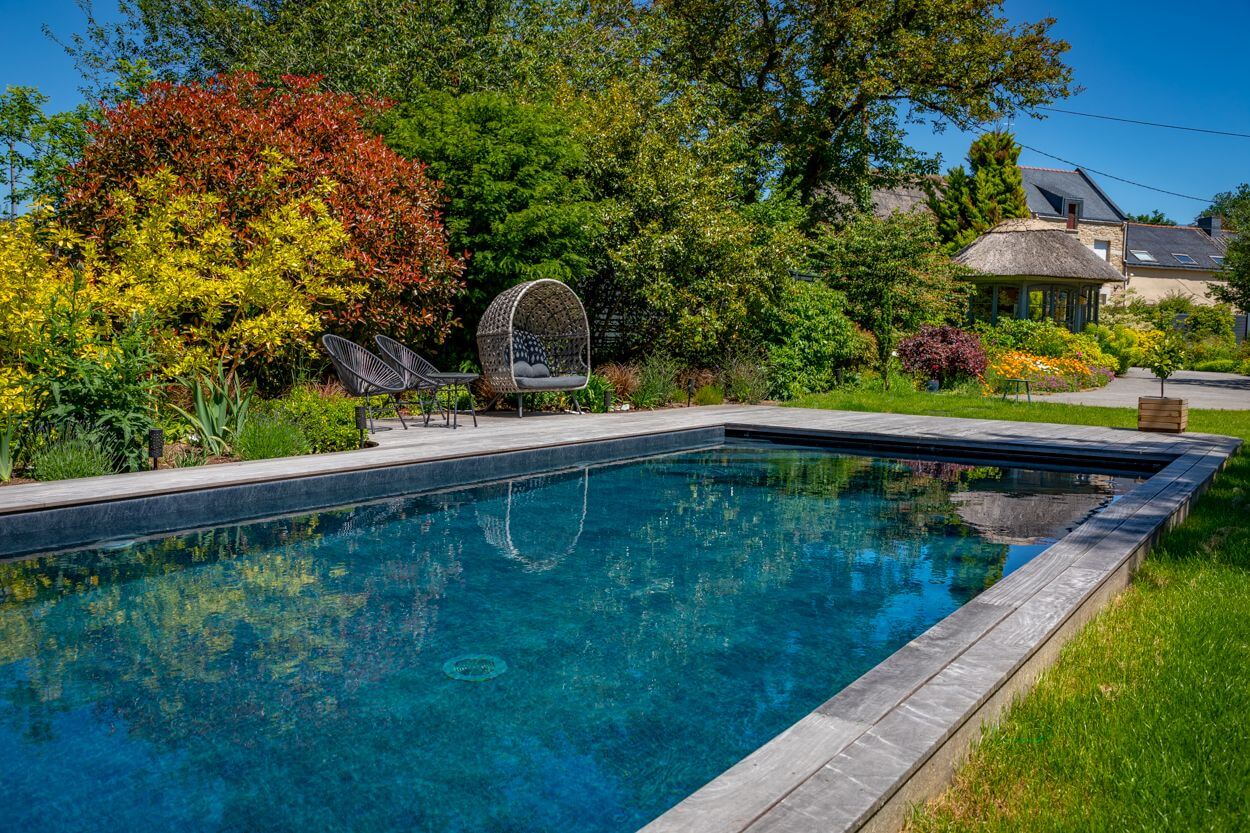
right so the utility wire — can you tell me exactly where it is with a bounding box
[1039,106,1250,139]
[1016,142,1215,203]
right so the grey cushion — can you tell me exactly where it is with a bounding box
[512,360,551,379]
[515,375,588,391]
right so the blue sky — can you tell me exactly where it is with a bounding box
[2,0,1247,223]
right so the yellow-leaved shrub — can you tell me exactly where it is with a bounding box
[91,171,362,376]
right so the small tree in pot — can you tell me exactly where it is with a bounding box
[1140,335,1188,433]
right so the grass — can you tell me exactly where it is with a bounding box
[786,386,1250,833]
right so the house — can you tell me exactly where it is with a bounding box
[954,219,1125,332]
[1122,217,1232,304]
[1019,166,1127,276]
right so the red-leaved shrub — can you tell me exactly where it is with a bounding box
[897,325,987,384]
[63,73,464,345]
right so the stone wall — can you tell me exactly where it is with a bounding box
[1031,216,1125,273]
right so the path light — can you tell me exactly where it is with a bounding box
[687,377,696,406]
[926,379,940,393]
[147,428,164,470]
[603,388,612,413]
[355,405,368,448]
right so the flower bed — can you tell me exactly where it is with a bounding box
[986,350,1115,393]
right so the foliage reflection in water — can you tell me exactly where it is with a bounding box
[0,445,1137,833]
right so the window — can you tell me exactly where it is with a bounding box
[1172,253,1198,265]
[1211,255,1225,267]
[1090,240,1110,261]
[1130,249,1157,262]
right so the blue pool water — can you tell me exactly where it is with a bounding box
[0,445,1136,833]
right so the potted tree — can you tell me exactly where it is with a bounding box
[1139,335,1188,433]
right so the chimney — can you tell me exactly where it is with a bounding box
[1197,216,1221,237]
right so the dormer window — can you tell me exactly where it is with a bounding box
[1130,249,1156,263]
[1172,253,1198,265]
[1064,198,1083,230]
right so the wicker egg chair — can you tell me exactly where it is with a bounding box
[476,279,590,417]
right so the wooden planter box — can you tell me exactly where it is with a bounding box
[1138,396,1188,433]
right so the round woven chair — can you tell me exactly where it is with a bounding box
[476,279,590,416]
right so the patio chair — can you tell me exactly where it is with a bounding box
[320,334,409,432]
[374,335,478,428]
[476,279,590,417]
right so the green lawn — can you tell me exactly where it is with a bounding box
[788,390,1250,833]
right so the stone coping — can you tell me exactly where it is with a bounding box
[0,406,1239,832]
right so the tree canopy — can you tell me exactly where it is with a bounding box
[1208,182,1249,311]
[57,0,1074,206]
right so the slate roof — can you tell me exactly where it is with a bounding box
[1020,166,1125,223]
[1124,223,1232,271]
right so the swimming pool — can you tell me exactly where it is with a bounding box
[0,444,1136,833]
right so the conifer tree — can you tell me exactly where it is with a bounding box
[927,131,1030,251]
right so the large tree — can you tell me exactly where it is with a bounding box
[1207,184,1250,231]
[1209,183,1249,311]
[928,130,1029,250]
[649,0,1072,204]
[813,211,970,389]
[60,1,1071,207]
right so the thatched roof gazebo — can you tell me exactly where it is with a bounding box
[955,219,1125,331]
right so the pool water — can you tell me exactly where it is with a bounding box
[0,445,1136,833]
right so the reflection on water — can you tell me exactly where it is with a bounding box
[0,446,1136,833]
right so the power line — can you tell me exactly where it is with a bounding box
[1039,106,1250,139]
[1016,142,1215,203]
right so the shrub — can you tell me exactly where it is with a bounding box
[1083,323,1139,375]
[584,374,614,413]
[977,318,1117,373]
[1239,358,1250,377]
[598,363,640,399]
[88,171,360,379]
[897,325,987,385]
[1185,336,1239,367]
[632,355,681,409]
[264,386,359,453]
[693,384,725,406]
[63,72,464,347]
[1192,359,1239,373]
[765,281,870,399]
[722,358,770,404]
[21,290,161,472]
[384,92,597,360]
[235,413,310,461]
[30,430,117,481]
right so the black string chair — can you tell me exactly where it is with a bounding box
[374,335,479,428]
[476,279,590,417]
[321,334,409,432]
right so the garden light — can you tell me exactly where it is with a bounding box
[147,428,164,470]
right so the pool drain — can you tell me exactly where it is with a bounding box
[442,654,508,682]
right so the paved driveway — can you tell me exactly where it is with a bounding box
[1040,367,1250,409]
